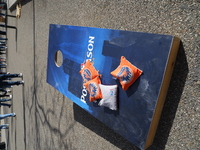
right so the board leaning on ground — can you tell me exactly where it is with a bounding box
[47,24,180,150]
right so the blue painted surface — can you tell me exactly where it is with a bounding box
[47,24,173,149]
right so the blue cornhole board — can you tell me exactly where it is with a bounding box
[47,24,180,150]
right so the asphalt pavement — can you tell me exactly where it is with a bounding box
[1,0,199,150]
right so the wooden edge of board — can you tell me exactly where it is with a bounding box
[144,36,181,150]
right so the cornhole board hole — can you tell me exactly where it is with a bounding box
[47,24,180,150]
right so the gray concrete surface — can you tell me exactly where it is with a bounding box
[1,0,199,150]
